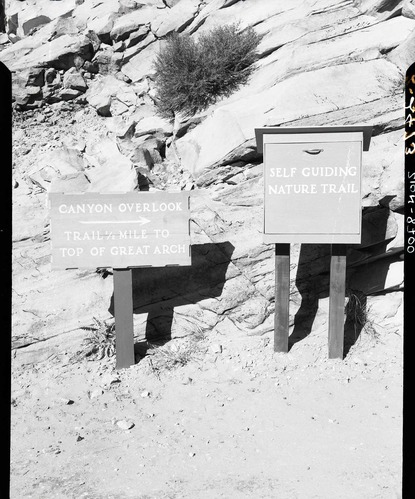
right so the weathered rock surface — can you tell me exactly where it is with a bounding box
[109,6,154,41]
[6,33,95,72]
[120,39,161,82]
[85,74,138,115]
[177,58,404,177]
[8,0,408,361]
[73,0,120,35]
[151,0,200,37]
[403,0,415,18]
[7,0,78,37]
[63,67,88,92]
[84,137,138,192]
[25,146,85,191]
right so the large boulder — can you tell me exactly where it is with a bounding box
[360,0,406,19]
[19,13,51,37]
[4,18,99,108]
[252,16,414,88]
[183,0,240,34]
[63,67,88,92]
[360,130,403,209]
[5,33,95,71]
[195,0,296,34]
[90,46,120,75]
[0,16,80,69]
[72,0,120,40]
[12,66,45,108]
[26,146,86,191]
[83,136,138,192]
[134,115,172,137]
[109,6,156,41]
[151,0,200,37]
[386,26,415,72]
[88,13,119,43]
[120,39,161,82]
[403,0,415,18]
[379,149,405,212]
[6,0,78,37]
[122,31,156,64]
[85,74,138,115]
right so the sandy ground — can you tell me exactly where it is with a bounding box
[11,308,403,499]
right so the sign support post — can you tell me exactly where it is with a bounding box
[275,243,290,352]
[113,268,135,369]
[328,244,347,359]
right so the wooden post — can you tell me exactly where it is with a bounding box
[274,243,290,352]
[113,268,135,369]
[328,244,347,359]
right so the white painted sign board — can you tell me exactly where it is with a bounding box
[255,126,372,244]
[49,191,191,269]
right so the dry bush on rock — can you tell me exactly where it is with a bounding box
[147,323,207,374]
[153,23,262,119]
[345,289,379,341]
[81,317,116,360]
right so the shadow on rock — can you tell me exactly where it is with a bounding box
[289,244,330,351]
[108,242,235,356]
[343,289,368,357]
[289,202,397,357]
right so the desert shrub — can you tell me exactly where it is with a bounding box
[147,323,207,375]
[81,317,116,360]
[345,289,379,341]
[153,23,262,119]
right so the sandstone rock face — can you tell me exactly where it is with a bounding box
[73,0,120,33]
[85,74,141,115]
[7,34,95,71]
[26,146,85,191]
[63,67,87,92]
[109,7,151,40]
[151,0,200,37]
[84,137,139,192]
[8,0,407,358]
[8,0,78,37]
[403,0,415,18]
[120,39,161,82]
[177,58,404,177]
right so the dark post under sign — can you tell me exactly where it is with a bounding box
[275,243,290,352]
[328,244,347,358]
[113,269,135,369]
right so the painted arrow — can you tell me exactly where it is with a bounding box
[80,217,151,225]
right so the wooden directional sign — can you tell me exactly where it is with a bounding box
[255,126,372,244]
[49,191,191,269]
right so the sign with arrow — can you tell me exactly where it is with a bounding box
[49,191,191,269]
